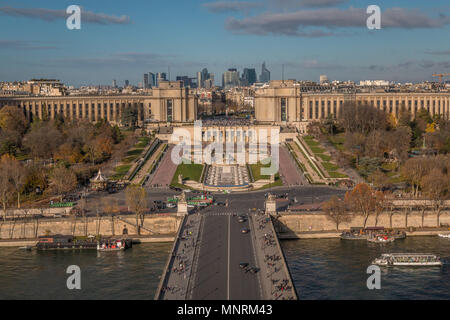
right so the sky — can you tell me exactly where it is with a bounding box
[0,0,449,86]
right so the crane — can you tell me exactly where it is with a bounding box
[432,73,450,83]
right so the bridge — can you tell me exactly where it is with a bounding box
[155,200,297,300]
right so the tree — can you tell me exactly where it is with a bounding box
[421,168,449,227]
[125,185,148,235]
[374,191,387,227]
[8,157,26,208]
[102,197,119,236]
[401,158,429,197]
[49,166,78,201]
[0,155,15,220]
[322,196,352,230]
[338,102,388,134]
[23,121,63,159]
[344,183,377,228]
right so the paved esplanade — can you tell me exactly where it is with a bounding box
[156,206,298,300]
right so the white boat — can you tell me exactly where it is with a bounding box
[372,253,442,266]
[438,234,450,239]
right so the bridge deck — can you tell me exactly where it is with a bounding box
[155,210,297,300]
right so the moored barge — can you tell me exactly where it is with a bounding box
[36,235,132,251]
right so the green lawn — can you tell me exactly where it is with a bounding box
[171,163,204,185]
[317,154,331,161]
[110,164,132,180]
[134,136,151,149]
[328,133,346,152]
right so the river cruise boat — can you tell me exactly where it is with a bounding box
[341,227,406,240]
[372,253,443,266]
[97,238,132,251]
[438,233,450,239]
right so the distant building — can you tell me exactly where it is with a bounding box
[242,68,257,86]
[259,62,270,83]
[143,73,149,89]
[156,73,167,87]
[124,80,129,87]
[319,75,329,85]
[112,80,117,88]
[223,69,240,89]
[148,72,156,87]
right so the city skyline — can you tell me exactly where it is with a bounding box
[0,0,449,86]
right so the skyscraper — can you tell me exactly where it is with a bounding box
[148,72,156,87]
[143,73,149,89]
[242,68,257,86]
[259,62,270,83]
[112,80,117,88]
[124,80,129,87]
[222,68,240,89]
[197,71,203,88]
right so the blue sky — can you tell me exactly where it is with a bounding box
[0,0,449,86]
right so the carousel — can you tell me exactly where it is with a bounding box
[90,169,109,191]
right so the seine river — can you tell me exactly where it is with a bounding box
[0,236,448,300]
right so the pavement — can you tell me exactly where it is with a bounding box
[157,214,202,300]
[250,213,297,300]
[189,210,262,300]
[279,145,307,186]
[149,145,178,188]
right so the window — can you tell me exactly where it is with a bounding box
[167,99,173,122]
[281,98,287,121]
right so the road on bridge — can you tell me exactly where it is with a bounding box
[189,211,262,300]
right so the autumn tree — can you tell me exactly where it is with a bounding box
[49,165,78,201]
[322,196,352,230]
[344,183,377,228]
[125,185,148,235]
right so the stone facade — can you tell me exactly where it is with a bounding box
[255,80,450,133]
[0,81,198,125]
[0,214,181,240]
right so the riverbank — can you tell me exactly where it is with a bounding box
[0,234,176,247]
[278,229,450,240]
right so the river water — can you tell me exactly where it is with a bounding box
[0,237,448,299]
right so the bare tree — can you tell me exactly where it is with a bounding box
[421,168,449,227]
[9,158,26,208]
[125,185,148,235]
[322,196,352,231]
[102,197,119,236]
[49,166,78,202]
[344,183,377,228]
[0,155,14,220]
[401,158,429,198]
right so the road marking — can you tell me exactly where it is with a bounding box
[227,214,230,300]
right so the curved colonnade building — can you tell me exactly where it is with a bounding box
[0,81,198,125]
[255,80,450,133]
